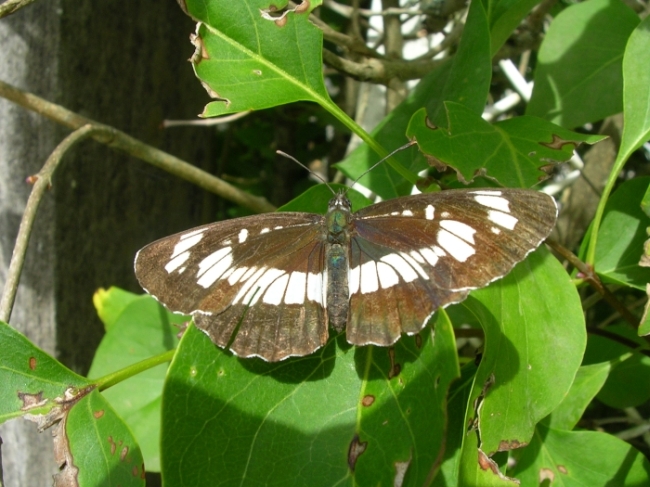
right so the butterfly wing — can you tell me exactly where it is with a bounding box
[135,212,329,361]
[346,189,557,346]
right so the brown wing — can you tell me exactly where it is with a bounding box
[135,212,329,361]
[346,189,557,346]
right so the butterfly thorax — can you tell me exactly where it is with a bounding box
[325,193,352,331]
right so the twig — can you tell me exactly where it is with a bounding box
[322,48,440,83]
[0,0,37,19]
[0,125,107,323]
[545,238,640,328]
[0,79,275,214]
[163,110,251,128]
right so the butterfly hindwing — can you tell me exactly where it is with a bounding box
[345,189,557,346]
[135,212,330,361]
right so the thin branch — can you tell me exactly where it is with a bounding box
[0,79,275,214]
[546,238,640,328]
[0,125,108,323]
[323,0,425,18]
[0,0,37,19]
[163,110,251,128]
[322,48,440,83]
[310,14,384,59]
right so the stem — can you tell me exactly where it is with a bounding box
[0,125,109,322]
[94,349,176,391]
[0,80,275,214]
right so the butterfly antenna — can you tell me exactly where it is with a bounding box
[348,140,418,193]
[276,150,337,196]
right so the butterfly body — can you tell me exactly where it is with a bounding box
[135,188,557,361]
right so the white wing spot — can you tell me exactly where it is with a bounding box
[402,209,414,217]
[391,211,400,216]
[491,227,501,234]
[197,247,231,276]
[263,273,290,305]
[360,261,379,294]
[400,252,429,279]
[165,251,190,273]
[247,268,286,305]
[227,266,248,285]
[433,246,446,257]
[307,272,324,305]
[222,239,232,245]
[425,204,435,220]
[440,220,476,244]
[260,228,270,234]
[349,266,360,296]
[171,234,203,259]
[419,247,439,267]
[180,228,205,240]
[475,195,511,213]
[285,271,307,305]
[377,262,399,289]
[441,211,451,218]
[488,210,518,230]
[437,230,475,262]
[238,228,249,243]
[274,226,284,230]
[197,248,234,288]
[409,251,425,264]
[233,267,266,304]
[380,254,417,282]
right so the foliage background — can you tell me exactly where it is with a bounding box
[1,0,650,486]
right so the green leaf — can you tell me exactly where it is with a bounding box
[583,326,650,408]
[0,321,90,424]
[67,389,145,487]
[619,12,650,158]
[277,184,373,213]
[407,105,604,188]
[186,0,330,117]
[526,0,639,129]
[93,286,141,331]
[161,313,459,486]
[509,425,650,486]
[595,176,650,290]
[464,248,586,455]
[426,0,491,125]
[542,362,611,431]
[489,0,547,56]
[88,294,186,472]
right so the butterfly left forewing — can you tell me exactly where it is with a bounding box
[135,212,329,361]
[346,189,557,346]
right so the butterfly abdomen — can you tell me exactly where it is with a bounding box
[327,244,349,331]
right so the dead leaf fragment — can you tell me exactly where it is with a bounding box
[540,134,578,151]
[497,438,527,452]
[361,395,375,407]
[539,467,554,482]
[393,451,412,487]
[347,435,367,471]
[18,391,46,410]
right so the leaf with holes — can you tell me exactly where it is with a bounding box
[160,312,458,486]
[407,104,606,188]
[0,321,90,424]
[183,0,330,117]
[65,389,145,487]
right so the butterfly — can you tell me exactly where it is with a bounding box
[135,185,557,361]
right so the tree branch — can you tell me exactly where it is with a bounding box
[0,0,37,19]
[0,80,276,214]
[0,125,109,323]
